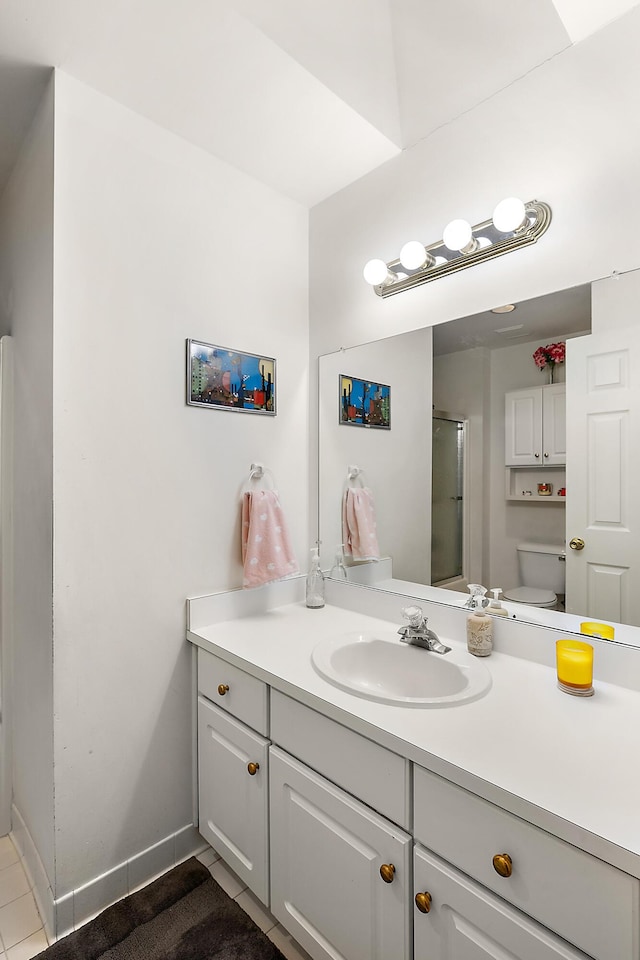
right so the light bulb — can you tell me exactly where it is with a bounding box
[399,241,430,271]
[363,259,393,286]
[492,197,527,233]
[442,219,475,253]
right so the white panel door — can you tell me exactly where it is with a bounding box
[198,696,269,903]
[565,329,640,625]
[270,747,411,960]
[413,845,588,960]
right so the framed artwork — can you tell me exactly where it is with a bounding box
[187,339,276,415]
[339,374,390,429]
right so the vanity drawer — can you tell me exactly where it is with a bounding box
[270,690,410,830]
[198,648,268,735]
[414,766,639,960]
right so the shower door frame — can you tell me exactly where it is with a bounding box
[431,410,470,590]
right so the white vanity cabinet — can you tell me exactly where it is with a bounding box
[413,766,639,960]
[505,383,566,467]
[413,845,586,960]
[194,641,639,960]
[197,649,270,903]
[270,747,412,960]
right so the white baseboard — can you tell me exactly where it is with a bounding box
[11,806,208,941]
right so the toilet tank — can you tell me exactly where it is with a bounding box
[517,542,566,593]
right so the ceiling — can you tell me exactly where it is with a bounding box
[432,283,591,357]
[0,0,638,207]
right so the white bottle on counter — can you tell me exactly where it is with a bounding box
[487,588,509,617]
[466,586,493,657]
[305,548,325,609]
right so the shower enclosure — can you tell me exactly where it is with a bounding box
[431,411,466,587]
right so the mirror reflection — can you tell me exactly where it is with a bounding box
[318,278,640,643]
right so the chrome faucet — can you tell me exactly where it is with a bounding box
[398,606,451,655]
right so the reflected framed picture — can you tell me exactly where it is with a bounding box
[339,374,390,429]
[187,339,276,415]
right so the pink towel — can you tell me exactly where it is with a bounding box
[342,487,380,561]
[242,489,299,588]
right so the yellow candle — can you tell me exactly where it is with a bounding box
[580,621,615,641]
[556,639,594,694]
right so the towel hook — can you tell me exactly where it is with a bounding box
[249,462,264,480]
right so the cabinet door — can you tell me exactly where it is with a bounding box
[505,388,543,466]
[198,696,269,904]
[542,384,566,465]
[270,747,411,960]
[414,845,587,960]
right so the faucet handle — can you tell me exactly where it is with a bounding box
[401,605,425,627]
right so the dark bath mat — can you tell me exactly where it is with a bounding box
[36,857,286,960]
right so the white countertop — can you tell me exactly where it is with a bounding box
[187,584,640,879]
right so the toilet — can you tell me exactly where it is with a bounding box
[503,541,566,609]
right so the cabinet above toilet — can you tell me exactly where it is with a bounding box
[505,384,566,467]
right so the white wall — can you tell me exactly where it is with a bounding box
[309,6,640,594]
[50,72,309,896]
[0,81,55,883]
[318,328,432,582]
[309,8,640,362]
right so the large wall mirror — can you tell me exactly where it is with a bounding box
[318,274,640,645]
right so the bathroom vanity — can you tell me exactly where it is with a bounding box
[187,579,640,960]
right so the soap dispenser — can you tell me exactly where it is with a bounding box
[487,588,509,617]
[306,548,325,609]
[466,585,493,657]
[329,544,348,580]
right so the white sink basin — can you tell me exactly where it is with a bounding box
[311,631,492,707]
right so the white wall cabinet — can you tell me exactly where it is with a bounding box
[505,384,566,467]
[269,747,412,960]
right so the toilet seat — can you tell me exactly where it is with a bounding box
[502,586,557,607]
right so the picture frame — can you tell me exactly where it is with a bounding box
[339,374,390,429]
[187,339,276,415]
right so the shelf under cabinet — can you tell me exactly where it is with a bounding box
[505,465,566,503]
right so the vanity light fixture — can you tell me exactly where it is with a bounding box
[363,198,552,298]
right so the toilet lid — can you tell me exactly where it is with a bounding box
[502,586,556,606]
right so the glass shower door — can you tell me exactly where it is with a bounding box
[431,414,464,585]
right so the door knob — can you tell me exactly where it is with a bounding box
[217,684,230,696]
[247,762,260,776]
[415,891,432,914]
[379,863,395,883]
[492,853,513,878]
[569,538,585,551]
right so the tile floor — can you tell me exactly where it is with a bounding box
[196,846,314,960]
[0,837,49,960]
[0,835,312,960]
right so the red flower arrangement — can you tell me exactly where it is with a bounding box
[532,341,565,371]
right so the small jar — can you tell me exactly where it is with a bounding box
[537,482,552,496]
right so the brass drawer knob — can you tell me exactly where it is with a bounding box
[247,762,260,776]
[217,684,230,696]
[492,853,513,878]
[379,863,395,884]
[569,537,585,551]
[415,891,432,914]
